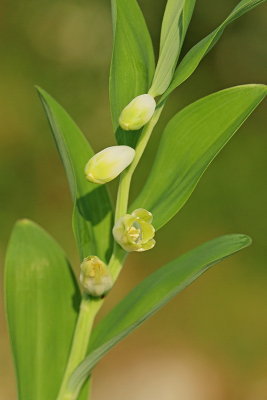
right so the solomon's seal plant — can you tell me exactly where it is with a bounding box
[4,0,267,399]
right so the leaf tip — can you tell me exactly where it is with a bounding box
[242,83,267,95]
[35,85,47,99]
[14,218,41,233]
[16,218,34,226]
[18,218,31,224]
[235,233,252,248]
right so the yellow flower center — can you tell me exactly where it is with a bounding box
[128,222,142,243]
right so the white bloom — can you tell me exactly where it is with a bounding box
[119,94,156,131]
[85,145,135,184]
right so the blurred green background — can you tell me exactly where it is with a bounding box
[0,0,266,399]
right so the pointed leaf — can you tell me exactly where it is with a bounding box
[131,85,267,230]
[162,0,267,100]
[4,220,81,400]
[37,87,113,262]
[67,234,251,398]
[110,0,155,147]
[150,0,196,96]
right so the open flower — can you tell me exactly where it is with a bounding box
[80,256,113,297]
[119,94,156,131]
[113,208,156,252]
[85,145,135,184]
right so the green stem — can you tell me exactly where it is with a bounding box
[109,243,128,280]
[57,248,126,400]
[115,105,164,222]
[58,104,164,400]
[56,295,102,400]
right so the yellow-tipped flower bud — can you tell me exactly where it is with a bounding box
[85,145,135,184]
[80,256,113,297]
[119,94,156,131]
[113,208,156,252]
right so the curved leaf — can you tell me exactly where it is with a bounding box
[67,234,251,398]
[4,220,81,400]
[150,0,196,96]
[37,87,113,262]
[162,0,267,100]
[110,0,155,147]
[131,84,267,230]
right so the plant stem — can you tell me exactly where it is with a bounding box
[57,248,126,400]
[59,104,163,400]
[56,295,102,400]
[109,243,127,279]
[115,104,164,221]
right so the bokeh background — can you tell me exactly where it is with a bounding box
[0,0,266,399]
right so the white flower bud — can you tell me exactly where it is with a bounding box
[80,256,113,297]
[119,94,156,131]
[85,145,135,184]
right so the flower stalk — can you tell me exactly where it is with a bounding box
[56,295,102,400]
[115,104,164,222]
[57,245,126,400]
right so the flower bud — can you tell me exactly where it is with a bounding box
[113,208,155,252]
[80,256,113,297]
[85,145,135,184]
[119,94,156,131]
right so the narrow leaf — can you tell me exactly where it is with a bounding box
[37,87,113,262]
[131,85,267,230]
[150,0,196,96]
[162,0,267,100]
[182,0,196,40]
[67,234,251,397]
[4,220,81,400]
[110,0,155,147]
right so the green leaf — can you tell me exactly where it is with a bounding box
[110,0,155,147]
[150,0,196,96]
[131,84,267,230]
[162,0,267,100]
[67,234,251,398]
[37,87,113,262]
[182,0,196,39]
[4,220,81,400]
